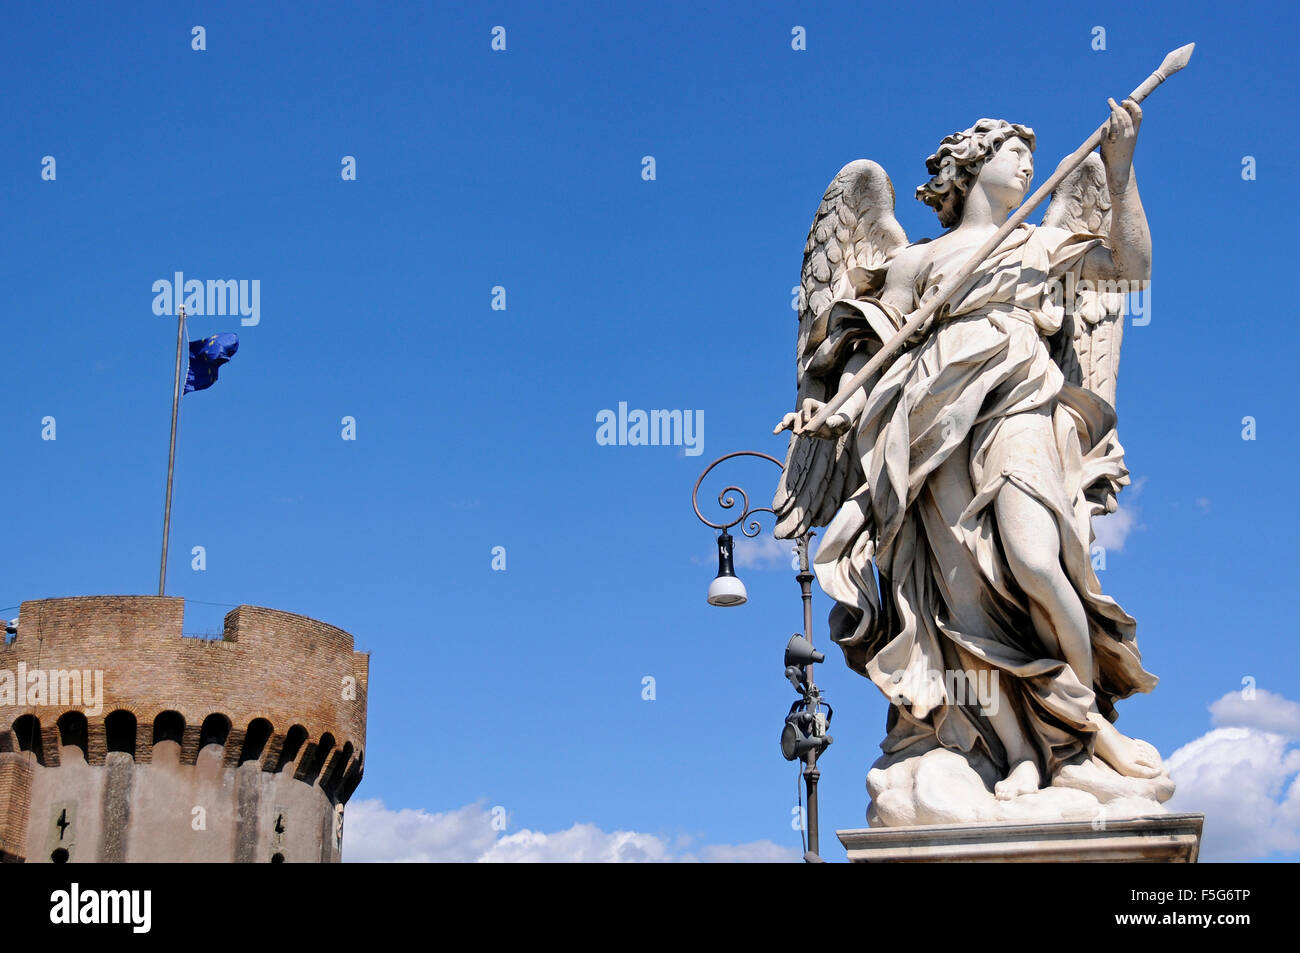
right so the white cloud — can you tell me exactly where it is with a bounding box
[732,533,820,571]
[1092,505,1136,551]
[342,800,498,863]
[1166,690,1300,861]
[1092,476,1146,552]
[343,799,800,863]
[733,533,797,570]
[1209,687,1300,736]
[480,825,678,863]
[696,840,804,862]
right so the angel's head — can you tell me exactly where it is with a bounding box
[916,119,1037,228]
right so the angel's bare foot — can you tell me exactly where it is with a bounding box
[994,759,1041,800]
[1089,713,1162,779]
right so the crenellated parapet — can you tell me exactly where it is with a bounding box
[0,595,369,863]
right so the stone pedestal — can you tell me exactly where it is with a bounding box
[837,812,1204,862]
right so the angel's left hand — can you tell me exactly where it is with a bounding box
[773,398,853,440]
[1100,97,1141,191]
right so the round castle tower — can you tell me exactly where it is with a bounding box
[0,596,368,863]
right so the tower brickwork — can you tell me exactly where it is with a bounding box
[0,595,368,863]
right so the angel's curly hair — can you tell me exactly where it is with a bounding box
[916,119,1036,228]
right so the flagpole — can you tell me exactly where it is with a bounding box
[159,305,186,596]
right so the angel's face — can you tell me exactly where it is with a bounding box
[975,137,1034,208]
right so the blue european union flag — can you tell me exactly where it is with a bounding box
[184,333,239,394]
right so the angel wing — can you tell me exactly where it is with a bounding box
[1042,152,1126,407]
[773,160,908,539]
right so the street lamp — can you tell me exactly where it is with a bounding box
[691,450,831,862]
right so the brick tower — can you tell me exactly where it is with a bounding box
[0,596,368,863]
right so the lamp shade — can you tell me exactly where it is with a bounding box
[707,574,748,607]
[707,531,748,607]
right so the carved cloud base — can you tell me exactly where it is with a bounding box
[866,745,1175,828]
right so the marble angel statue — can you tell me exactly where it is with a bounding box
[772,99,1177,825]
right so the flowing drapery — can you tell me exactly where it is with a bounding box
[813,224,1156,779]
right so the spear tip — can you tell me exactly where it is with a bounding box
[1161,43,1195,75]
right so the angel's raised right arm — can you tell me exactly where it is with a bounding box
[1081,99,1151,284]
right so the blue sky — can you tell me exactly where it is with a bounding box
[3,0,1298,861]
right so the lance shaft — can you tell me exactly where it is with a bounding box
[802,43,1194,435]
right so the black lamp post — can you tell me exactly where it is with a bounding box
[691,451,831,862]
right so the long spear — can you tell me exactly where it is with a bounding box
[799,43,1194,435]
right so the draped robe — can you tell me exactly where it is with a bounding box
[811,223,1156,779]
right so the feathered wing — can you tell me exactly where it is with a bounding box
[773,160,907,539]
[1042,153,1126,407]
